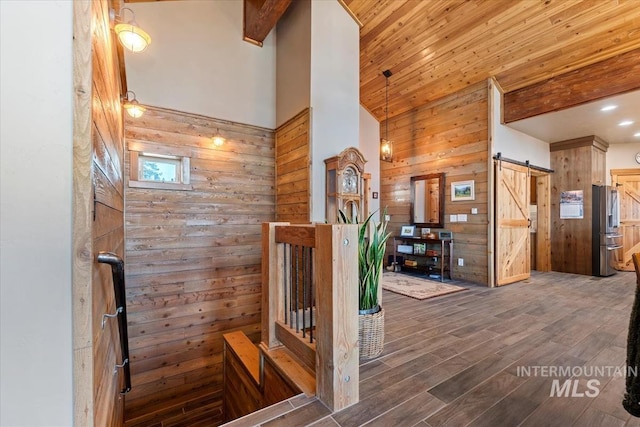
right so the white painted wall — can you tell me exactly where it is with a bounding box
[276,0,311,127]
[0,1,73,425]
[359,106,381,221]
[492,82,550,169]
[125,0,276,128]
[309,0,360,222]
[606,143,640,184]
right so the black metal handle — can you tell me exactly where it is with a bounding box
[97,251,131,395]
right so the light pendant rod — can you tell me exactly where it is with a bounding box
[384,69,391,141]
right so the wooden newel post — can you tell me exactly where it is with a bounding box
[314,223,359,411]
[261,222,289,349]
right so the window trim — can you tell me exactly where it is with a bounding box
[129,151,192,191]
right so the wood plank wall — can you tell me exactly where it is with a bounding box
[123,106,275,426]
[73,0,126,425]
[381,81,489,285]
[275,109,311,223]
[550,137,607,275]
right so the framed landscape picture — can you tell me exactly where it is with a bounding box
[451,180,475,201]
[400,225,416,237]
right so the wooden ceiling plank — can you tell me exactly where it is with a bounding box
[243,0,292,46]
[492,9,640,89]
[358,0,554,94]
[362,0,571,84]
[359,0,423,45]
[360,0,482,79]
[460,2,628,75]
[359,0,640,120]
[498,37,640,94]
[349,0,404,36]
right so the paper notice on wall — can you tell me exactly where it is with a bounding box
[560,190,584,219]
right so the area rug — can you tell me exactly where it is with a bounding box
[382,272,466,300]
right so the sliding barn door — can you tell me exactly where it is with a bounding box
[612,170,640,271]
[496,162,531,285]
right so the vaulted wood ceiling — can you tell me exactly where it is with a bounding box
[124,0,640,123]
[343,0,640,121]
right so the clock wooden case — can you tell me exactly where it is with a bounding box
[324,147,370,223]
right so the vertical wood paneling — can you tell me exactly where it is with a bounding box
[74,0,125,425]
[123,106,275,426]
[381,82,489,285]
[550,137,607,275]
[275,109,311,223]
[72,0,94,423]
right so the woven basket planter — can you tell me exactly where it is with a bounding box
[358,307,384,359]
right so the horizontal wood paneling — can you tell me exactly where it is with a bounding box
[381,82,489,285]
[275,109,311,223]
[85,0,126,426]
[123,106,275,426]
[504,49,640,122]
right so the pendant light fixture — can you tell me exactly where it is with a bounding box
[380,69,393,162]
[122,91,146,118]
[110,7,152,53]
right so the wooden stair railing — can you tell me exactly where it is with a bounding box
[261,222,359,411]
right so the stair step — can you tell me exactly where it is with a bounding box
[259,343,316,397]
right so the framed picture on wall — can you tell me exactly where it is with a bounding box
[451,180,475,201]
[400,225,416,237]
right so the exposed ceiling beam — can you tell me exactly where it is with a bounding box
[243,0,292,47]
[503,49,640,123]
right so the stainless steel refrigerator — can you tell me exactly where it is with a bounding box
[592,185,622,276]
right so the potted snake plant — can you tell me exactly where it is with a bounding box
[339,209,391,358]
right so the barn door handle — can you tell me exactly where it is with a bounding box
[528,218,532,228]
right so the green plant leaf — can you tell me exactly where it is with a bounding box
[340,208,392,310]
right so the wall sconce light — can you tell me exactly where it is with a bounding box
[122,91,145,118]
[212,136,225,147]
[110,7,152,53]
[380,69,393,162]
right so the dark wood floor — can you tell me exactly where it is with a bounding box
[225,270,640,427]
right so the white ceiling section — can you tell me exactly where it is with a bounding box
[508,90,640,145]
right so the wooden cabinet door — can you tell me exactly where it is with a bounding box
[612,170,640,271]
[496,162,531,285]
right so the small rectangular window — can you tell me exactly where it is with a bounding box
[129,151,192,191]
[139,154,181,183]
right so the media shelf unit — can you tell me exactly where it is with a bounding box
[392,236,453,282]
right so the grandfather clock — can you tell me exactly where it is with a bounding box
[324,147,370,223]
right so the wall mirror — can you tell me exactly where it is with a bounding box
[410,173,445,228]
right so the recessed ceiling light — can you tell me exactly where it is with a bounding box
[600,105,617,111]
[618,120,634,126]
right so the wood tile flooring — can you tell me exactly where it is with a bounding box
[225,270,640,427]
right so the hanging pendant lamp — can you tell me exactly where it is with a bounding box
[380,69,393,162]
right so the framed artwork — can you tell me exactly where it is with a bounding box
[451,180,475,201]
[400,225,416,237]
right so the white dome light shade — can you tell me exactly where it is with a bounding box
[115,23,151,53]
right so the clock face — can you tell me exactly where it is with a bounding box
[636,152,640,164]
[342,167,358,194]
